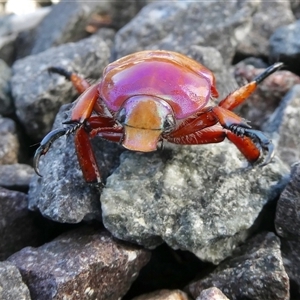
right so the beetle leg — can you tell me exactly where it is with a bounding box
[211,106,274,165]
[48,66,91,94]
[33,128,68,176]
[219,62,283,111]
[74,115,121,183]
[165,124,262,164]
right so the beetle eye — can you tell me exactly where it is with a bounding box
[163,114,175,133]
[116,108,126,124]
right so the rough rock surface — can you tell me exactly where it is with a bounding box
[114,1,259,65]
[11,33,112,141]
[275,163,300,239]
[0,117,19,165]
[28,103,123,223]
[0,164,34,192]
[0,261,31,300]
[30,0,145,55]
[263,85,300,166]
[7,227,151,300]
[101,143,289,264]
[269,20,300,74]
[236,0,295,57]
[186,232,290,300]
[0,59,12,116]
[0,187,42,260]
[196,287,229,300]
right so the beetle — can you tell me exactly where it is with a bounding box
[33,50,283,184]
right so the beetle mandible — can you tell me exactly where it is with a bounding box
[34,50,283,184]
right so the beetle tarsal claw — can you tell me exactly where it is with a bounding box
[243,128,275,166]
[33,128,68,177]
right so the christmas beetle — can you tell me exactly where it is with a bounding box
[34,50,283,184]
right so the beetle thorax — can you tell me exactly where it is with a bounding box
[117,95,175,152]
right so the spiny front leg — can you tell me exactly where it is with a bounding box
[212,106,274,165]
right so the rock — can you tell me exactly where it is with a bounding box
[234,62,300,128]
[0,164,34,192]
[0,261,31,300]
[132,289,189,300]
[263,85,300,166]
[7,227,151,300]
[101,142,289,264]
[114,1,259,65]
[11,33,111,141]
[0,187,42,260]
[0,117,19,164]
[30,0,144,55]
[186,232,290,300]
[280,239,300,296]
[0,8,50,65]
[28,103,123,223]
[237,0,295,57]
[196,287,229,300]
[269,20,300,74]
[275,162,300,239]
[0,59,12,116]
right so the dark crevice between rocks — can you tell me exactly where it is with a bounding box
[123,243,213,300]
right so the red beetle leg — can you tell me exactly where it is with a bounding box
[48,67,91,94]
[90,126,123,143]
[226,130,261,163]
[74,115,122,183]
[211,106,249,129]
[165,124,260,164]
[165,124,226,145]
[211,106,274,164]
[87,115,123,143]
[167,107,217,139]
[75,126,101,183]
[70,84,100,123]
[219,62,283,111]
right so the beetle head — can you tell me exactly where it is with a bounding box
[117,96,175,152]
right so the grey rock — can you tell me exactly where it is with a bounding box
[0,117,19,164]
[280,239,300,296]
[114,1,259,65]
[291,0,300,19]
[196,287,229,300]
[0,261,31,300]
[101,142,289,264]
[269,20,300,73]
[0,164,35,192]
[0,33,17,66]
[11,33,111,141]
[7,227,151,300]
[28,103,123,223]
[0,8,50,65]
[0,59,12,116]
[30,0,144,55]
[186,232,289,300]
[237,0,295,57]
[0,187,42,260]
[263,84,300,166]
[275,162,300,239]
